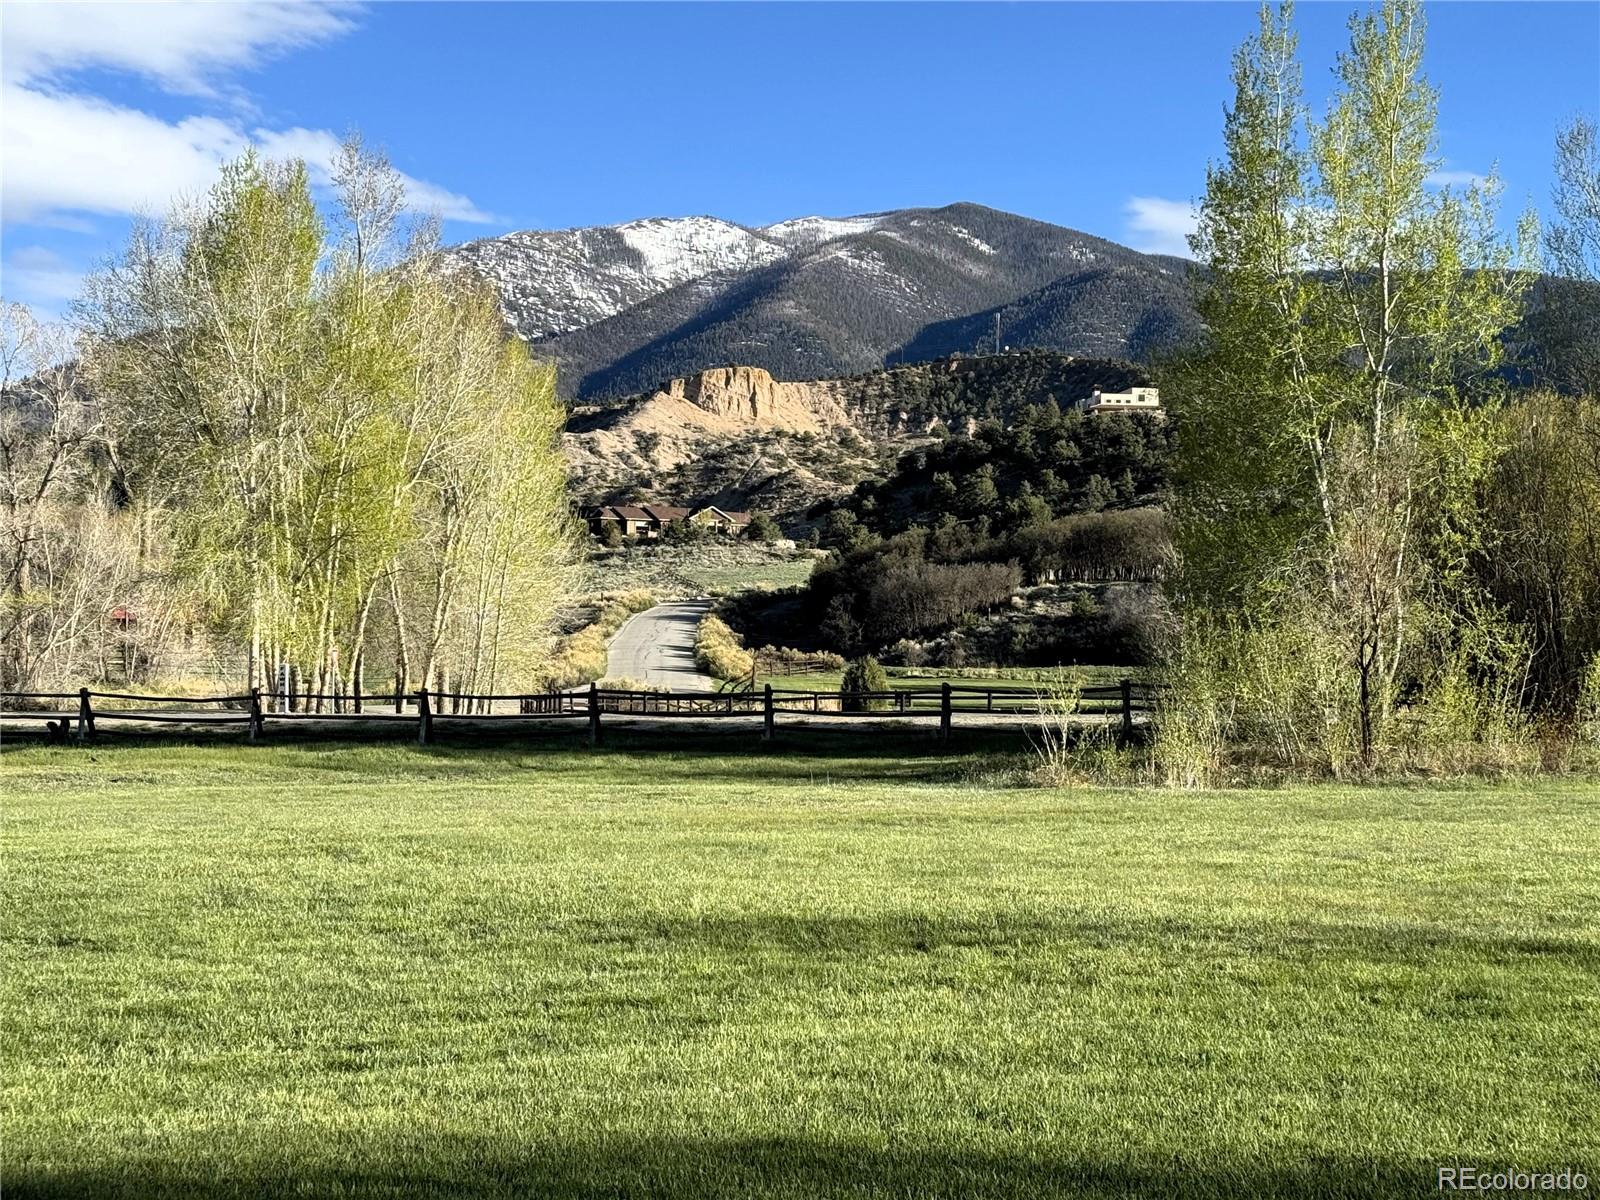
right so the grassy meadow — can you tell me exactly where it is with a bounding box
[4,731,1598,1198]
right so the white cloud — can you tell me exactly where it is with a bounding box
[1123,196,1198,258]
[1,2,494,230]
[2,84,243,223]
[1425,169,1488,188]
[3,245,84,303]
[1,2,359,95]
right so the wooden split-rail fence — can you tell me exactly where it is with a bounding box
[2,680,1158,747]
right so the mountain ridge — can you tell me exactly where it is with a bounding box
[438,203,1204,400]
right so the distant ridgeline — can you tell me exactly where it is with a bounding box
[440,203,1202,404]
[441,204,1592,408]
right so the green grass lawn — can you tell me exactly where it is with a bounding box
[5,732,1598,1198]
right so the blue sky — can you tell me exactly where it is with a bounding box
[4,1,1597,320]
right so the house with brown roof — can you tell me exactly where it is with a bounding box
[687,505,752,535]
[584,504,655,538]
[584,502,752,540]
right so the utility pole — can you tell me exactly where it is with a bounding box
[993,313,1002,356]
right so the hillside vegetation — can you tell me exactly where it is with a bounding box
[564,351,1160,526]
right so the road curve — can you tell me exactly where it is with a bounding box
[605,599,717,690]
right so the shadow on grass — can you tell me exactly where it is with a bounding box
[3,722,1038,788]
[10,1139,1455,1199]
[553,909,1600,972]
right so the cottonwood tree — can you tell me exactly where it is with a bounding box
[1481,394,1600,716]
[1169,0,1537,765]
[82,153,323,692]
[1170,2,1319,609]
[0,305,113,689]
[1531,115,1600,396]
[79,139,576,702]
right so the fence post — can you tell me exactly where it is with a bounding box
[588,682,602,747]
[416,689,432,746]
[1120,677,1134,743]
[248,688,263,742]
[762,684,774,742]
[986,688,993,713]
[939,682,952,744]
[394,676,403,714]
[76,687,95,743]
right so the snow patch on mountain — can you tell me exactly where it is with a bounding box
[617,216,785,284]
[947,225,996,255]
[761,214,887,246]
[441,216,787,341]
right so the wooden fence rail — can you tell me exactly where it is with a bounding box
[1,679,1159,747]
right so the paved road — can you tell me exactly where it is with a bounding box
[605,599,717,690]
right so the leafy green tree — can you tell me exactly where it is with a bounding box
[959,465,1000,517]
[662,517,702,544]
[81,140,576,703]
[1008,491,1053,530]
[819,594,861,654]
[818,509,874,553]
[84,151,323,693]
[746,512,781,544]
[1168,1,1314,609]
[1082,475,1115,513]
[1169,0,1537,762]
[1480,393,1600,715]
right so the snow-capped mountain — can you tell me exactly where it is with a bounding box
[443,215,788,341]
[438,203,1203,400]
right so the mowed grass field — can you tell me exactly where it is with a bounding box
[4,731,1598,1199]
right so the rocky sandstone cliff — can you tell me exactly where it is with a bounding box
[661,366,857,433]
[563,365,902,525]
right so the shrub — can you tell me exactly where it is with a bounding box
[695,615,754,681]
[883,638,928,667]
[543,591,656,689]
[935,636,969,668]
[1153,607,1560,786]
[662,519,703,544]
[840,656,890,712]
[746,512,781,544]
[1581,653,1600,747]
[596,677,660,692]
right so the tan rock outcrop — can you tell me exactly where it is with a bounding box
[636,366,856,437]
